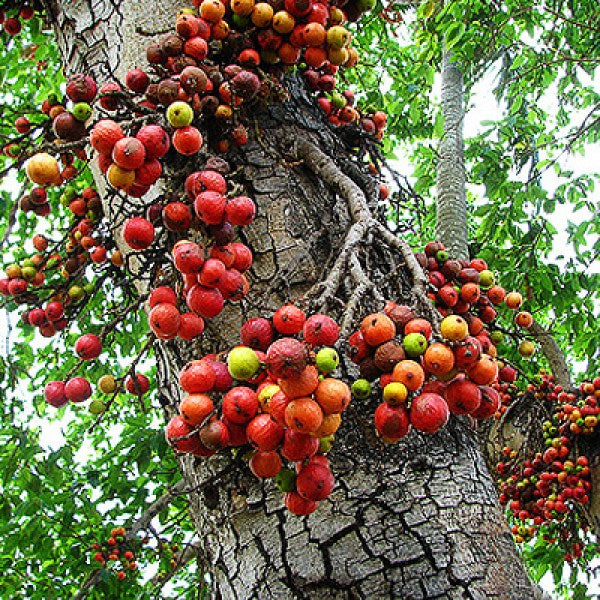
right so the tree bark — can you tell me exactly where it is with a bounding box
[436,47,469,261]
[46,1,539,597]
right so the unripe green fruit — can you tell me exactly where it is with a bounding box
[227,346,260,380]
[89,399,107,415]
[331,92,345,109]
[84,282,95,294]
[275,467,296,492]
[435,250,448,263]
[319,434,334,453]
[72,102,92,122]
[351,378,371,399]
[403,332,428,357]
[479,269,495,287]
[21,266,37,281]
[68,285,84,300]
[231,13,250,28]
[166,101,194,128]
[64,186,78,201]
[21,258,35,268]
[315,347,339,374]
[356,0,376,10]
[490,331,504,345]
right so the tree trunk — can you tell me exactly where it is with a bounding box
[46,1,539,597]
[436,47,469,261]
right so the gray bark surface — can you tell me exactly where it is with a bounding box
[46,1,539,597]
[436,48,469,261]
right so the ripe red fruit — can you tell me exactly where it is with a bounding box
[249,450,283,478]
[135,159,162,186]
[207,359,234,392]
[149,286,177,308]
[149,303,181,339]
[65,377,92,403]
[45,301,64,321]
[374,402,410,441]
[195,190,226,225]
[285,397,323,433]
[15,117,30,134]
[471,386,500,420]
[28,308,46,326]
[280,429,319,461]
[303,314,339,346]
[125,373,150,395]
[136,125,170,159]
[44,381,68,407]
[179,393,214,426]
[404,318,433,341]
[280,366,320,400]
[199,419,230,450]
[444,378,482,415]
[467,355,498,385]
[162,202,192,232]
[453,337,482,368]
[179,359,216,393]
[409,393,449,434]
[185,170,227,199]
[347,330,370,364]
[284,491,318,515]
[123,217,154,250]
[209,245,235,268]
[172,126,203,155]
[75,333,102,360]
[267,391,290,425]
[296,463,334,501]
[173,240,204,274]
[198,258,226,287]
[222,386,259,424]
[499,365,517,383]
[186,285,224,318]
[487,285,506,305]
[178,312,205,340]
[165,415,202,453]
[66,73,97,103]
[241,317,274,350]
[246,413,284,450]
[361,313,396,346]
[230,243,253,272]
[266,338,308,379]
[98,82,122,111]
[125,69,150,93]
[218,268,246,301]
[90,119,125,155]
[225,196,256,226]
[272,305,306,335]
[112,137,146,170]
[3,18,21,35]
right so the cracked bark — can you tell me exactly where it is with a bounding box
[47,2,539,598]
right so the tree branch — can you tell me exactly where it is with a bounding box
[529,320,572,387]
